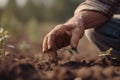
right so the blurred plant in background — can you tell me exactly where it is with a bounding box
[0,27,15,57]
[0,0,84,42]
[0,0,84,55]
[0,27,9,57]
[0,0,83,23]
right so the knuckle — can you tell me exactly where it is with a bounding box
[55,24,64,29]
[49,33,55,38]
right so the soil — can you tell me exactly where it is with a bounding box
[0,54,120,80]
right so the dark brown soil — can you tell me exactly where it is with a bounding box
[0,54,120,80]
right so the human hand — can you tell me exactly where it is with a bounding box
[42,11,108,64]
[43,11,108,52]
[43,23,84,53]
[42,22,84,64]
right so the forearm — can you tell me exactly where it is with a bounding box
[65,11,108,29]
[65,0,120,29]
[74,11,108,29]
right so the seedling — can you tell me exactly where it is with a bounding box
[98,48,118,61]
[0,28,14,60]
[0,27,9,62]
[0,28,9,56]
[68,48,79,55]
[99,48,113,57]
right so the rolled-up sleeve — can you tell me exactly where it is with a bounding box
[75,0,120,17]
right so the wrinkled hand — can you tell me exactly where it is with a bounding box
[43,23,85,53]
[42,11,108,64]
[43,11,108,53]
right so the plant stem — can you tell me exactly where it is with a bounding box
[3,38,7,62]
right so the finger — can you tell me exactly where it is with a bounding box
[47,33,56,50]
[70,27,84,50]
[42,36,48,53]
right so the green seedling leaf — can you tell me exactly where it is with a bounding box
[106,48,113,55]
[71,49,79,54]
[0,27,10,59]
[68,49,73,55]
[3,30,8,35]
[99,53,110,57]
[99,48,113,57]
[67,48,79,55]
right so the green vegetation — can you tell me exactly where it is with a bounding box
[0,0,84,44]
[0,28,9,58]
[99,48,113,57]
[0,0,83,23]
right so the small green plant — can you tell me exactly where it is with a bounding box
[67,48,79,55]
[57,46,79,55]
[0,28,9,58]
[98,48,118,61]
[0,27,15,63]
[99,48,113,57]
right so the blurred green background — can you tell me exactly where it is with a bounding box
[0,0,84,42]
[0,0,83,22]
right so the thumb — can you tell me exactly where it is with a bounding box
[70,27,84,50]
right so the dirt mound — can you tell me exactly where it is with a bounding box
[0,55,120,80]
